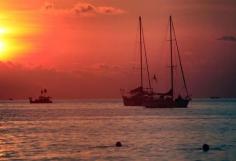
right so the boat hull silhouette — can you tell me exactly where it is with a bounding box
[145,97,190,108]
[122,86,153,106]
[122,94,152,106]
[29,96,52,104]
[122,95,143,106]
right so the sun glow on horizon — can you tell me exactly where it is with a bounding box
[0,41,5,52]
[0,10,46,61]
[0,26,13,60]
[0,30,20,60]
[0,28,7,35]
[0,24,35,61]
[0,27,7,60]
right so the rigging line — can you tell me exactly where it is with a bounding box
[171,18,189,97]
[141,19,152,91]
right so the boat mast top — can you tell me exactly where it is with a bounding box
[169,16,174,98]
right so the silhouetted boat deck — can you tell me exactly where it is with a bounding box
[29,89,53,104]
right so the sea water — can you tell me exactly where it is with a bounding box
[0,99,235,161]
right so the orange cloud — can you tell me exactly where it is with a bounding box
[42,1,125,16]
[98,6,125,15]
[72,2,125,16]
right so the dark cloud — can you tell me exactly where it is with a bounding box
[42,2,54,10]
[73,3,96,15]
[217,36,236,42]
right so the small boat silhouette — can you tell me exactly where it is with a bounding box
[29,89,53,103]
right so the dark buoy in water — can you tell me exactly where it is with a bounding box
[116,141,122,147]
[202,144,210,152]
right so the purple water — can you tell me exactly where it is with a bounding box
[0,99,235,160]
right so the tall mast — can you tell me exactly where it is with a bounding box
[169,16,174,98]
[141,19,152,91]
[171,18,189,97]
[139,16,143,89]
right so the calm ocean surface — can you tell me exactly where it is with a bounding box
[0,99,236,161]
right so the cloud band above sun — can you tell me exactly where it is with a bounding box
[43,1,125,16]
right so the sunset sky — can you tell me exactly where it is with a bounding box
[0,0,236,99]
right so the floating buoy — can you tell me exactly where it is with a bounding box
[116,141,122,147]
[202,144,210,152]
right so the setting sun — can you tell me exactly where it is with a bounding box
[0,40,10,60]
[0,28,10,60]
[0,41,4,52]
[0,23,35,60]
[0,28,6,35]
[0,28,7,59]
[0,27,9,59]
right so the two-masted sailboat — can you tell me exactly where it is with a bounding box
[122,16,153,106]
[144,16,191,108]
[122,15,191,108]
